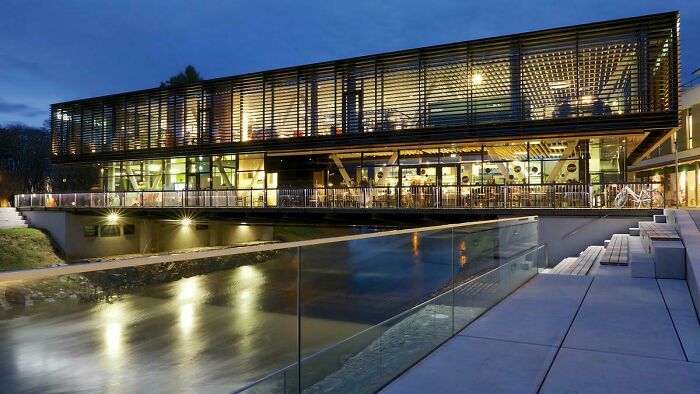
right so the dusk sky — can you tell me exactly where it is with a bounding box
[1,0,698,128]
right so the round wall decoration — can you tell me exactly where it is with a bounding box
[567,163,577,172]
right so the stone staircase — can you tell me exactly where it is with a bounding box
[0,208,28,229]
[545,214,686,279]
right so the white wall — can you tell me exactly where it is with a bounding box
[24,211,140,259]
[534,215,651,265]
[24,211,276,260]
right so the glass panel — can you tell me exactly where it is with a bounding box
[212,154,236,189]
[164,158,187,191]
[1,218,540,393]
[0,247,299,392]
[299,229,451,391]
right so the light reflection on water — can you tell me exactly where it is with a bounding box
[0,225,529,393]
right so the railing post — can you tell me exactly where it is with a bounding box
[662,183,666,208]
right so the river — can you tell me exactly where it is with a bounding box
[0,226,521,393]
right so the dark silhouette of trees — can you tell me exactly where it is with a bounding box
[0,124,51,205]
[160,65,202,87]
[0,123,98,206]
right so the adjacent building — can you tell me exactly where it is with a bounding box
[629,71,700,207]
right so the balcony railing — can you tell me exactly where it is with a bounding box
[15,182,664,210]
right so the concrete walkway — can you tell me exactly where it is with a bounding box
[382,265,700,394]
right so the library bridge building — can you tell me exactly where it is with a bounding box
[18,12,679,225]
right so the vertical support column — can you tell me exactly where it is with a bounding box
[695,162,700,208]
[296,246,302,393]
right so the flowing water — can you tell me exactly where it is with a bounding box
[0,228,507,393]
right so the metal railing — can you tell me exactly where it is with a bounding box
[14,182,664,210]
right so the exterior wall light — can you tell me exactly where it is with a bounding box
[181,218,192,226]
[472,73,483,85]
[107,213,119,224]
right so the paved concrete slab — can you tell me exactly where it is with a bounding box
[563,275,685,361]
[459,274,591,347]
[688,209,700,230]
[658,279,700,362]
[382,336,556,394]
[541,348,700,394]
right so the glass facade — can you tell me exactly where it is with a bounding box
[90,136,626,193]
[633,94,700,207]
[50,13,678,162]
[37,13,678,211]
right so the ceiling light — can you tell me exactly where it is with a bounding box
[549,81,570,89]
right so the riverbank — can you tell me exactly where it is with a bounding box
[0,242,294,309]
[0,228,65,272]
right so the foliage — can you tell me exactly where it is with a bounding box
[0,124,98,203]
[160,65,202,87]
[0,125,52,202]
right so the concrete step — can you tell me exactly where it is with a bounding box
[0,213,22,219]
[549,257,579,275]
[600,234,629,266]
[629,235,655,278]
[0,223,28,229]
[0,221,26,226]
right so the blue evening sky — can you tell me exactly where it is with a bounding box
[0,0,698,127]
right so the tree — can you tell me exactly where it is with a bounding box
[160,65,202,87]
[0,124,52,205]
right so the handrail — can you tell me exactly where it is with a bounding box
[13,182,666,210]
[560,212,613,241]
[0,216,535,283]
[232,244,545,393]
